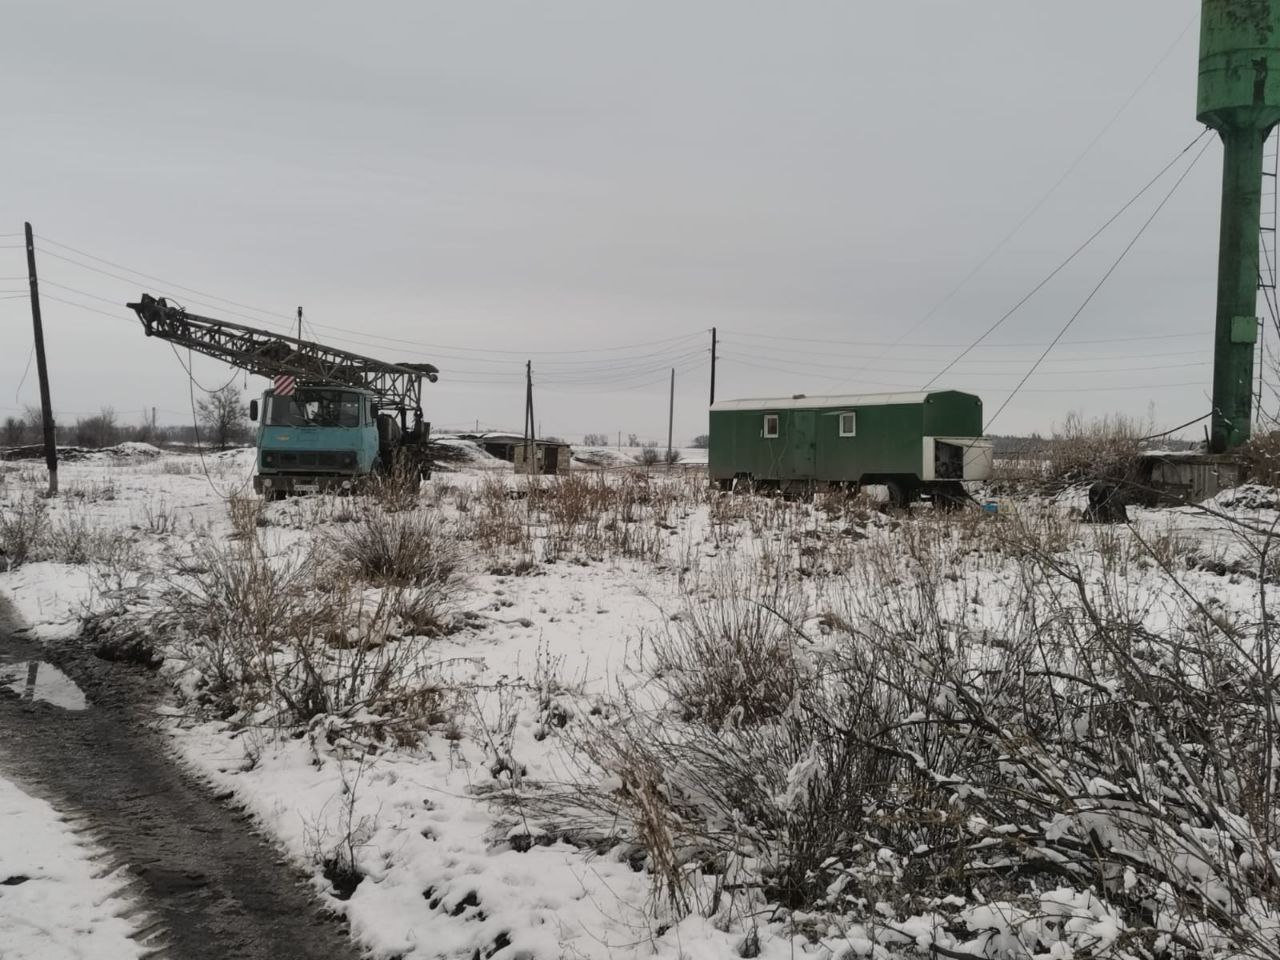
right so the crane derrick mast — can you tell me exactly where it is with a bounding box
[126,293,440,497]
[127,293,437,416]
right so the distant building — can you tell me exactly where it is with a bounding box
[457,432,572,475]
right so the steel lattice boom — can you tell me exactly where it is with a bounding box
[126,294,438,414]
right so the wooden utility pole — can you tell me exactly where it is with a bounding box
[524,361,535,441]
[297,306,304,342]
[24,222,57,497]
[666,367,675,466]
[709,326,717,406]
[522,360,536,472]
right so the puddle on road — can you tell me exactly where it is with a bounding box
[0,661,88,711]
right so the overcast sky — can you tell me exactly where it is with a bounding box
[1,0,1240,442]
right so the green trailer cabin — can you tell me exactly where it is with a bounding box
[709,391,992,503]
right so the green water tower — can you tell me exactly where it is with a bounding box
[1199,0,1280,451]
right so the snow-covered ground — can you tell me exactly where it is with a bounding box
[2,450,1278,959]
[0,775,141,960]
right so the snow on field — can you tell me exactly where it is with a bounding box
[3,451,1279,959]
[0,775,141,960]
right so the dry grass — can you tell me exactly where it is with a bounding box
[0,495,49,569]
[510,505,1280,960]
[1242,429,1280,485]
[1047,410,1148,485]
[326,506,464,589]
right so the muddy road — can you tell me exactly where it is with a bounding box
[0,596,364,960]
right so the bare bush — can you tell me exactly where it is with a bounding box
[650,569,809,725]
[74,407,120,449]
[117,535,453,740]
[0,496,50,569]
[367,466,421,513]
[1243,429,1280,486]
[327,507,464,589]
[523,512,1280,959]
[46,507,134,565]
[1046,410,1148,486]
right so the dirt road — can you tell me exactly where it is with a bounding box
[0,595,363,960]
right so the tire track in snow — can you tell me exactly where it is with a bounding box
[0,593,363,960]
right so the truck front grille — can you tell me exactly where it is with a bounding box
[262,450,357,471]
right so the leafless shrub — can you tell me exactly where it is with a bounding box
[521,509,1280,959]
[327,507,465,589]
[301,751,376,900]
[140,498,177,535]
[650,568,809,725]
[0,495,50,569]
[367,465,421,513]
[46,507,134,565]
[74,407,119,448]
[228,495,265,540]
[1046,410,1148,486]
[1242,429,1280,486]
[130,536,452,740]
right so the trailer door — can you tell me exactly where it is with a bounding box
[792,410,817,478]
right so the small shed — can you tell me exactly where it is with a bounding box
[462,433,572,475]
[513,440,571,475]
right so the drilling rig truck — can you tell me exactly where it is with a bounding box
[127,294,439,497]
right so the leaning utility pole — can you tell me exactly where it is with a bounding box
[666,367,675,466]
[24,222,57,496]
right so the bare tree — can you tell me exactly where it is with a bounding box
[74,407,119,448]
[22,405,43,443]
[197,385,247,450]
[2,417,22,447]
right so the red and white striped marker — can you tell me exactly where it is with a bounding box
[273,375,296,396]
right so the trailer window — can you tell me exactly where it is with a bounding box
[839,412,856,437]
[763,414,779,438]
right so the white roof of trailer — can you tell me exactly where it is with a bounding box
[710,392,933,412]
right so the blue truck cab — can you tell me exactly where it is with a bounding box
[250,386,413,496]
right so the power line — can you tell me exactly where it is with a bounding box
[38,294,134,322]
[37,236,714,362]
[42,273,709,373]
[921,126,1214,391]
[718,355,1206,395]
[34,249,297,332]
[718,350,1210,378]
[839,12,1199,387]
[36,234,297,324]
[718,337,1209,367]
[723,328,1207,349]
[983,134,1215,430]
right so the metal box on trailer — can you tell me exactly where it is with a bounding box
[708,391,992,503]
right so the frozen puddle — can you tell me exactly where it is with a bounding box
[0,662,88,711]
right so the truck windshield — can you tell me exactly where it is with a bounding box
[267,390,362,427]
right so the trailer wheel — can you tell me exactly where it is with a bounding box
[885,479,912,509]
[930,482,968,512]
